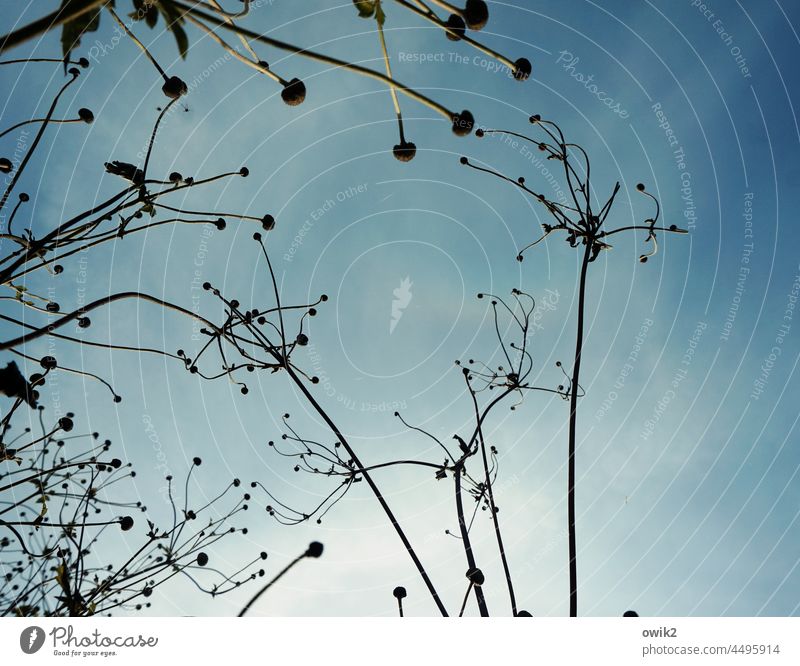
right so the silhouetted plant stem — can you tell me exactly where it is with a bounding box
[472,405,517,615]
[376,6,410,152]
[454,462,489,616]
[237,552,304,617]
[0,291,220,351]
[0,0,107,54]
[284,364,449,616]
[185,13,286,85]
[458,581,474,617]
[171,0,457,122]
[107,7,168,81]
[0,68,79,214]
[567,240,592,617]
[394,0,515,71]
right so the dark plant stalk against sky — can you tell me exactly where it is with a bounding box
[0,0,532,152]
[0,402,271,616]
[462,116,687,616]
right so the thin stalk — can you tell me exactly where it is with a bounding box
[375,7,406,143]
[567,240,592,617]
[0,117,85,140]
[0,0,108,54]
[454,462,489,616]
[184,12,286,85]
[237,552,305,617]
[0,291,220,351]
[171,0,456,121]
[0,69,79,213]
[285,364,449,617]
[472,399,517,615]
[107,6,167,80]
[394,0,516,70]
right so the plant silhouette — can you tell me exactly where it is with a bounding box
[461,116,687,616]
[0,5,681,619]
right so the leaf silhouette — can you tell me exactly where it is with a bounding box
[0,361,37,407]
[156,1,189,58]
[353,0,377,18]
[60,0,105,69]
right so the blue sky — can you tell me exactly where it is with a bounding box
[1,0,799,616]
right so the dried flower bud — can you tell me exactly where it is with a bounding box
[444,14,466,40]
[512,58,532,81]
[393,142,417,162]
[305,541,324,558]
[451,110,475,137]
[281,78,306,106]
[466,567,485,586]
[463,0,489,30]
[162,76,188,99]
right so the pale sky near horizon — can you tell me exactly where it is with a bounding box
[1,0,799,617]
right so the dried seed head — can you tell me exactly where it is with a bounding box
[512,58,532,81]
[162,76,188,99]
[393,142,417,162]
[463,0,489,30]
[305,541,324,558]
[281,78,306,106]
[451,110,475,136]
[444,14,466,41]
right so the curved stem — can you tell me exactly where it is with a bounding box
[0,291,219,351]
[0,117,82,140]
[0,70,79,213]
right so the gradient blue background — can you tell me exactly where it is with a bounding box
[0,0,798,616]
